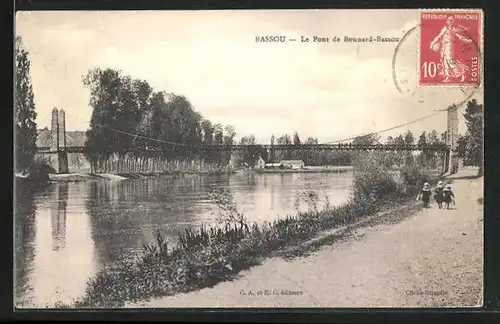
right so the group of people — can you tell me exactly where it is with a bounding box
[417,180,455,209]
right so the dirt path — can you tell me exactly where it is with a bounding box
[127,168,483,308]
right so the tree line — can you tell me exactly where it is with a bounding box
[15,36,60,181]
[15,36,38,174]
[13,35,484,176]
[82,67,482,172]
[230,132,352,168]
[230,128,450,169]
[82,68,237,171]
[456,99,483,176]
[347,130,447,170]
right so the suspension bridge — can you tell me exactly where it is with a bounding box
[35,107,460,174]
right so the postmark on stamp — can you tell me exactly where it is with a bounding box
[419,10,482,87]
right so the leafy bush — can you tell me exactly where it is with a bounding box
[352,152,402,208]
[400,166,439,196]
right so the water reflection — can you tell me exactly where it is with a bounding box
[14,171,353,307]
[14,184,37,306]
[15,182,96,307]
[86,175,216,269]
[51,183,68,251]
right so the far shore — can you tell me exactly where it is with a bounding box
[17,165,442,184]
[39,166,354,182]
[46,169,235,182]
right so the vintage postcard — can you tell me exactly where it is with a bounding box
[14,9,484,309]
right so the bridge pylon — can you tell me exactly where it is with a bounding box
[50,107,69,174]
[446,105,459,174]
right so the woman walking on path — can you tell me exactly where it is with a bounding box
[417,182,432,208]
[434,181,445,209]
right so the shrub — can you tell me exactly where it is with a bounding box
[27,158,55,183]
[351,151,401,212]
[400,166,440,196]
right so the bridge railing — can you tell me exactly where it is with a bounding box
[36,143,451,154]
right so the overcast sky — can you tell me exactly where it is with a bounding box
[16,10,483,144]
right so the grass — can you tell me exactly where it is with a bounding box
[68,156,437,308]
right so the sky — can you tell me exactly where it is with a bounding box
[15,10,483,144]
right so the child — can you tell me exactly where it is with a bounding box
[434,181,445,209]
[417,182,432,208]
[443,184,455,209]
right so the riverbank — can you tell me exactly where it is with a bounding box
[28,167,352,183]
[128,169,482,308]
[59,162,437,308]
[71,196,420,309]
[46,169,236,182]
[255,166,353,174]
[47,166,353,182]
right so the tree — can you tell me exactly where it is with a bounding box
[417,131,427,167]
[384,135,400,168]
[403,130,415,166]
[304,137,319,165]
[456,134,469,164]
[292,131,302,160]
[276,134,292,160]
[462,99,484,176]
[238,135,260,167]
[150,91,171,155]
[351,134,380,167]
[270,134,276,162]
[212,123,224,164]
[82,67,238,171]
[201,120,214,146]
[353,133,380,145]
[15,36,38,173]
[426,130,441,169]
[292,132,301,145]
[391,134,406,167]
[200,119,214,162]
[222,125,236,165]
[83,68,127,167]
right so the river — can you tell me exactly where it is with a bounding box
[14,171,353,307]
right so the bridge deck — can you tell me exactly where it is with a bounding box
[36,143,450,154]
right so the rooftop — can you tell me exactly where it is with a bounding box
[280,160,305,164]
[36,128,87,147]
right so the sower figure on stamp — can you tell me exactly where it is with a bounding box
[443,184,455,209]
[417,182,432,208]
[430,16,473,83]
[434,180,445,209]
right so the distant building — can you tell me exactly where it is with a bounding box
[36,127,87,148]
[265,162,284,169]
[280,160,305,169]
[36,128,89,172]
[255,156,266,169]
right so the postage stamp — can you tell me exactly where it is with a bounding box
[15,9,484,310]
[419,10,482,87]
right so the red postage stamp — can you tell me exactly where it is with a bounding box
[419,10,482,86]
